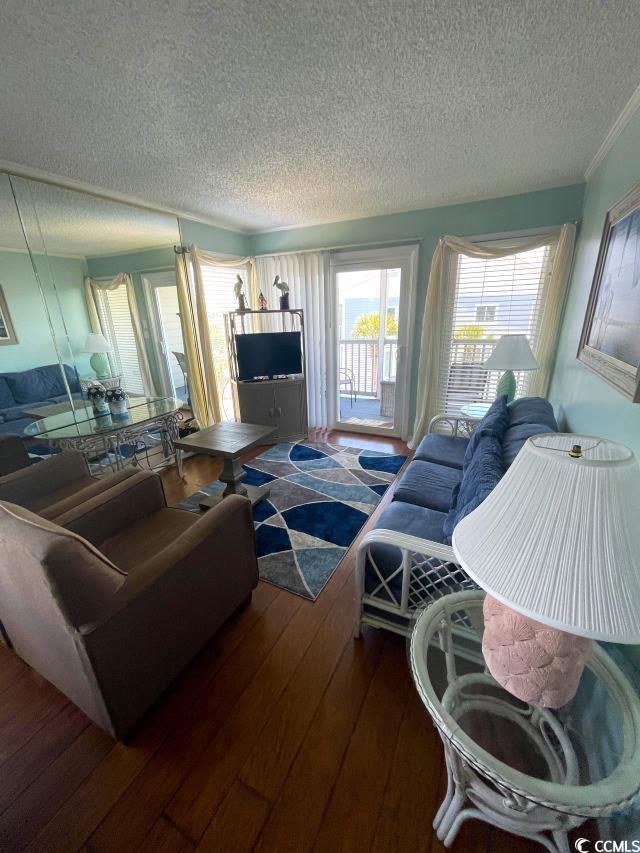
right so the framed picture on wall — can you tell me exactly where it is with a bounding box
[0,285,18,346]
[578,181,640,402]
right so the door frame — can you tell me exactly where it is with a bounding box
[328,244,419,440]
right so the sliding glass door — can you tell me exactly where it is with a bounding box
[329,245,418,438]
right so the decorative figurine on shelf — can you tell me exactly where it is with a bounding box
[86,381,109,416]
[273,275,290,310]
[234,274,247,312]
[258,291,268,311]
[106,387,128,417]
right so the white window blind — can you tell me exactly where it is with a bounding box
[93,283,145,394]
[441,243,555,413]
[198,260,247,420]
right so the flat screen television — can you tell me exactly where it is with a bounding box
[236,331,303,380]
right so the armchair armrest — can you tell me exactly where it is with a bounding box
[80,494,256,631]
[58,469,167,547]
[0,450,89,508]
[77,495,258,736]
[0,434,30,476]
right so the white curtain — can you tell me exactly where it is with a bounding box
[409,223,576,448]
[182,245,257,425]
[256,252,331,428]
[84,273,156,395]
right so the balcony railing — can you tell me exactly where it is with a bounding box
[339,338,397,396]
[445,338,528,411]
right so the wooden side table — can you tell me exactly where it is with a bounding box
[409,591,640,852]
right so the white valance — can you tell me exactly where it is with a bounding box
[409,224,576,448]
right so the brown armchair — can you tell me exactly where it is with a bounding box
[0,449,138,520]
[0,434,31,476]
[0,471,258,738]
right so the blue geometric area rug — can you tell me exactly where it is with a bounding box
[178,440,407,601]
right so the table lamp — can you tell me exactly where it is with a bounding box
[452,433,640,708]
[483,334,538,402]
[84,333,112,379]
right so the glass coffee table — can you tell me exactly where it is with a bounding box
[24,396,184,476]
[408,590,640,852]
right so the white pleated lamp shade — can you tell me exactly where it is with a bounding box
[84,332,111,353]
[452,433,640,643]
[483,334,538,370]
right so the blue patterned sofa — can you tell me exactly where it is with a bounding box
[355,396,558,636]
[0,364,82,437]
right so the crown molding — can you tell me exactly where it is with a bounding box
[584,81,640,182]
[0,160,252,235]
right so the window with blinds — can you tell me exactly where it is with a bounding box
[197,260,248,419]
[93,284,145,394]
[441,243,554,413]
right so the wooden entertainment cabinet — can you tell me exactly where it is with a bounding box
[226,308,309,442]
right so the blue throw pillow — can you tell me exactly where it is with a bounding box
[463,395,510,466]
[444,432,505,543]
[507,397,558,431]
[502,422,553,468]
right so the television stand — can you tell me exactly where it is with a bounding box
[233,376,308,442]
[226,308,309,442]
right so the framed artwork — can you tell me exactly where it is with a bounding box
[578,181,640,401]
[0,286,18,346]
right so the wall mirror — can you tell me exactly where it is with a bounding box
[1,174,184,472]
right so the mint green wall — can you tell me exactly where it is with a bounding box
[549,111,640,456]
[251,184,585,425]
[0,249,90,375]
[179,218,251,256]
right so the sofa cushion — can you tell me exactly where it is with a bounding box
[444,433,505,542]
[4,364,70,405]
[0,417,34,436]
[503,422,553,467]
[366,501,448,602]
[463,395,510,465]
[0,377,15,409]
[393,460,462,512]
[45,392,83,405]
[413,433,468,470]
[507,396,557,431]
[0,403,47,422]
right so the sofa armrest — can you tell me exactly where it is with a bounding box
[0,450,89,508]
[428,414,477,438]
[355,527,475,637]
[77,495,258,736]
[58,469,167,546]
[0,434,31,476]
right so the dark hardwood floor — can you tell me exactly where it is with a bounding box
[0,430,554,851]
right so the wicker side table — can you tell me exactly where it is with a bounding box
[409,591,640,852]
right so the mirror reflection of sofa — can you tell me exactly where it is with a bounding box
[0,363,82,436]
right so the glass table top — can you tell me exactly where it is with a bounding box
[458,402,491,419]
[23,396,181,439]
[408,591,640,816]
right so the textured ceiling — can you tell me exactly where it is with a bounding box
[0,179,179,255]
[1,0,640,232]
